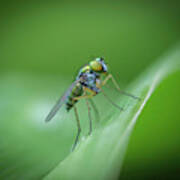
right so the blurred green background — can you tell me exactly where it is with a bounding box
[0,0,180,179]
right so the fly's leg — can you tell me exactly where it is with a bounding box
[73,87,96,101]
[72,106,81,151]
[102,74,140,100]
[85,99,92,135]
[88,99,100,122]
[73,88,97,137]
[73,94,93,100]
[101,88,124,111]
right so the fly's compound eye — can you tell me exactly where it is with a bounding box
[90,61,102,71]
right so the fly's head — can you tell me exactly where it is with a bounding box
[89,57,108,74]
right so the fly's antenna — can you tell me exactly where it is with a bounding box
[101,89,124,111]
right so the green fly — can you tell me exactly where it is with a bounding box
[45,57,140,151]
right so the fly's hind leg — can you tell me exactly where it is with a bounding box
[72,105,81,151]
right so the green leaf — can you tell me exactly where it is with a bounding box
[43,45,180,180]
[0,45,179,180]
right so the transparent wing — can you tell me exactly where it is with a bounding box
[45,79,80,122]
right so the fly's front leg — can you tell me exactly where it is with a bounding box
[101,74,120,90]
[72,105,81,151]
[101,73,140,100]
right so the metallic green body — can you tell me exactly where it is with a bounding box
[45,57,138,151]
[65,57,108,112]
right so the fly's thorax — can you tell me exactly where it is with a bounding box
[85,73,96,85]
[81,72,101,94]
[81,65,91,73]
[76,65,90,81]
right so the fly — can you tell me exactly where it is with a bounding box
[45,57,140,151]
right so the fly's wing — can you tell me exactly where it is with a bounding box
[45,79,80,122]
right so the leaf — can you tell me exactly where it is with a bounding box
[43,45,180,180]
[0,45,179,180]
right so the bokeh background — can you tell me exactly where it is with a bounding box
[0,0,180,179]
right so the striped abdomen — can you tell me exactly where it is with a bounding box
[65,83,83,111]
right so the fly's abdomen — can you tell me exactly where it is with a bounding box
[66,83,83,111]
